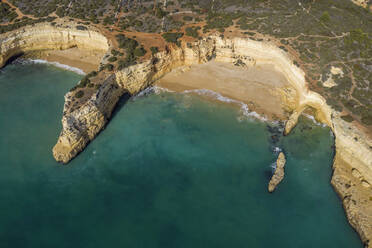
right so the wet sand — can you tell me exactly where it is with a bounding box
[156,61,292,120]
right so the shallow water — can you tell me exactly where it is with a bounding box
[0,63,362,248]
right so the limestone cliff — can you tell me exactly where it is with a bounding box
[268,152,286,193]
[53,74,124,163]
[0,22,108,68]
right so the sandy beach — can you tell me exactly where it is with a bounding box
[155,61,292,120]
[31,47,105,73]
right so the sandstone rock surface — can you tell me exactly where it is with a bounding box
[268,152,286,193]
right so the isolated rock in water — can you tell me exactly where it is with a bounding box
[268,152,286,193]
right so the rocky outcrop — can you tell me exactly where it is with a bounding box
[0,22,108,68]
[332,154,372,248]
[268,152,286,193]
[351,0,370,9]
[53,74,124,163]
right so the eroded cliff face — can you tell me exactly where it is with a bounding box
[53,74,124,163]
[0,22,109,68]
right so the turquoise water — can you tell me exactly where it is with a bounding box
[0,63,362,248]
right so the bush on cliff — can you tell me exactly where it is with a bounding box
[134,47,147,57]
[162,32,183,46]
[185,26,200,38]
[104,64,114,71]
[341,114,354,122]
[78,77,90,88]
[150,46,159,55]
[75,90,84,98]
[108,56,117,62]
[86,71,97,78]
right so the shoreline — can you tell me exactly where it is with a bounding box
[155,61,294,122]
[23,47,104,74]
[15,58,86,75]
[139,85,273,123]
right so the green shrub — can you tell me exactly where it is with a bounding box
[78,77,90,88]
[154,7,167,18]
[105,64,114,71]
[76,25,88,30]
[108,56,117,62]
[183,16,193,21]
[150,46,159,55]
[75,90,84,98]
[361,112,372,125]
[185,26,200,38]
[320,11,330,23]
[111,49,120,56]
[86,71,97,78]
[134,47,147,57]
[341,115,353,122]
[162,32,183,46]
[56,7,65,17]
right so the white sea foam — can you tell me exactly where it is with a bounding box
[273,146,282,153]
[181,88,269,122]
[132,86,172,100]
[134,87,276,123]
[270,162,277,172]
[302,113,327,127]
[28,59,86,75]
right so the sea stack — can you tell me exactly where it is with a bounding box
[268,152,286,193]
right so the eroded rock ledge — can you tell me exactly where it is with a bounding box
[1,24,371,247]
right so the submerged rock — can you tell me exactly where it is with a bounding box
[268,152,286,193]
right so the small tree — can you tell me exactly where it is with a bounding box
[150,46,159,55]
[320,11,330,23]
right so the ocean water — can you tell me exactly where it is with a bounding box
[0,63,362,248]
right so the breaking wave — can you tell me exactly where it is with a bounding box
[302,113,327,127]
[134,86,279,123]
[13,58,86,75]
[180,88,268,122]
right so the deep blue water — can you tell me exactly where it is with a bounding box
[0,63,362,247]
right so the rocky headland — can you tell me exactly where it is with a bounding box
[0,23,371,247]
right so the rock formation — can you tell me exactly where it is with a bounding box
[0,24,371,247]
[52,75,124,163]
[351,0,370,9]
[268,152,286,193]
